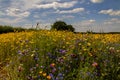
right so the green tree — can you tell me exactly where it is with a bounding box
[51,21,75,32]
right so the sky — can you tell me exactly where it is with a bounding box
[0,0,120,32]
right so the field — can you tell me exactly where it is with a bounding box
[0,30,120,80]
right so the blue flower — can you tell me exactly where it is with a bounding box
[49,73,55,80]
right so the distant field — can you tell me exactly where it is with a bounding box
[0,30,120,80]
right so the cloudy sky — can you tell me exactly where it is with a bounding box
[0,0,120,32]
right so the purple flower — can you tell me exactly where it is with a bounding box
[33,56,39,61]
[59,49,66,54]
[17,50,23,55]
[57,57,64,63]
[58,73,63,77]
[47,52,52,57]
[40,66,44,68]
[37,75,41,79]
[52,68,56,73]
[55,77,59,80]
[49,73,55,80]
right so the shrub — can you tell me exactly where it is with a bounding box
[51,21,75,32]
[0,25,14,33]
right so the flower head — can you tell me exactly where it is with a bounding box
[50,63,55,68]
[92,62,98,67]
[43,73,47,77]
[47,75,51,80]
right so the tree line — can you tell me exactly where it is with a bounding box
[0,21,75,34]
[1,21,119,34]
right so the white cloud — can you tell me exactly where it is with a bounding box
[0,11,4,16]
[1,0,77,18]
[10,0,60,10]
[6,8,30,17]
[0,17,24,24]
[89,19,96,23]
[90,0,104,3]
[79,19,96,26]
[33,15,40,18]
[99,9,120,16]
[33,1,77,9]
[57,8,85,14]
[104,18,120,24]
[56,15,74,21]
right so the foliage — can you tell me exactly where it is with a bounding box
[0,25,35,34]
[0,25,14,33]
[51,21,75,32]
[0,30,120,80]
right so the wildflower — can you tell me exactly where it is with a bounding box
[92,62,98,67]
[36,64,39,67]
[49,73,54,80]
[33,56,39,61]
[27,76,33,80]
[51,68,56,73]
[55,77,59,80]
[70,53,77,58]
[33,76,37,79]
[43,73,47,77]
[57,73,64,80]
[18,66,23,72]
[37,75,41,79]
[109,47,115,53]
[87,43,91,46]
[59,49,66,54]
[116,50,120,53]
[58,73,63,77]
[50,63,55,68]
[40,66,44,68]
[31,54,34,57]
[88,53,93,56]
[63,56,66,59]
[47,52,53,58]
[33,67,36,70]
[39,71,43,74]
[47,75,51,80]
[30,68,33,72]
[18,50,22,55]
[57,57,64,63]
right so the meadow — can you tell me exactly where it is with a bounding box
[0,30,120,80]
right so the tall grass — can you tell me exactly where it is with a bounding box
[0,30,120,80]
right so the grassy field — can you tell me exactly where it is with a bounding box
[0,30,120,80]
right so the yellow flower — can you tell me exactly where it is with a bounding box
[87,43,91,46]
[39,71,43,74]
[63,56,66,59]
[43,73,47,77]
[47,75,51,80]
[88,53,93,56]
[31,54,34,57]
[50,63,55,67]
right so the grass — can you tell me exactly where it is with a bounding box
[0,30,120,80]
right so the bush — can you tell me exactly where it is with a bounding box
[0,25,27,34]
[51,21,75,32]
[0,25,14,33]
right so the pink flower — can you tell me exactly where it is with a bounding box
[92,62,98,67]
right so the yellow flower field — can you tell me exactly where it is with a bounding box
[0,30,120,80]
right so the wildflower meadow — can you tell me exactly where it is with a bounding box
[0,30,120,80]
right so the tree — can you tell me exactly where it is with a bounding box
[51,21,75,32]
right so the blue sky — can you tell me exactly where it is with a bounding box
[0,0,120,32]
